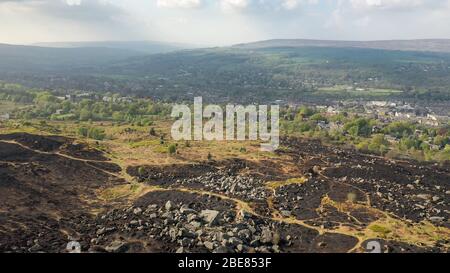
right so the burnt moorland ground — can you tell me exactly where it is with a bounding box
[0,133,448,253]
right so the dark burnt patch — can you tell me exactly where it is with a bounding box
[60,143,110,161]
[360,239,443,253]
[0,133,67,152]
[349,207,381,224]
[281,136,449,226]
[309,233,359,253]
[128,163,218,186]
[328,182,367,203]
[0,134,125,252]
[86,161,122,173]
[273,178,332,220]
[0,142,40,162]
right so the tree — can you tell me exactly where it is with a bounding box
[296,106,315,119]
[78,127,89,137]
[344,118,374,137]
[138,166,146,177]
[87,127,106,141]
[310,113,328,122]
[79,108,92,121]
[385,122,413,139]
[112,111,124,121]
[168,144,177,154]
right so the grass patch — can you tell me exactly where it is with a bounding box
[129,139,160,149]
[267,177,307,189]
[369,224,392,235]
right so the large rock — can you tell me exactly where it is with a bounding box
[105,241,129,253]
[180,204,197,214]
[133,207,142,215]
[204,241,215,250]
[199,210,220,226]
[260,228,273,244]
[429,216,445,223]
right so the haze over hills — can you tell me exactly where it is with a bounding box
[0,43,144,71]
[33,40,196,55]
[234,39,450,53]
[0,40,196,72]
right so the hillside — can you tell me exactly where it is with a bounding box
[97,46,450,102]
[1,42,450,102]
[0,130,448,253]
[234,39,450,53]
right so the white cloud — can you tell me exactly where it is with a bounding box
[349,0,428,11]
[281,0,318,10]
[157,0,202,9]
[1,0,450,45]
[220,0,250,12]
[66,0,82,6]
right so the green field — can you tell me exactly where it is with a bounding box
[315,86,404,98]
[0,100,26,114]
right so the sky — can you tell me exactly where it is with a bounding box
[1,0,450,46]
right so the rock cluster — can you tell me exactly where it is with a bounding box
[174,170,269,201]
[91,201,292,253]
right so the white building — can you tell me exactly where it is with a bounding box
[0,113,10,120]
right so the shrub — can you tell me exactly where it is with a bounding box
[138,166,146,176]
[168,144,177,154]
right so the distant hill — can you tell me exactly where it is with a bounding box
[33,40,195,55]
[234,39,450,53]
[0,43,144,72]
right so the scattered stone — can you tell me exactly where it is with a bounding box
[280,210,292,218]
[180,205,196,214]
[105,241,128,253]
[260,228,273,244]
[176,247,184,253]
[416,194,432,201]
[429,217,445,223]
[165,201,174,211]
[213,246,230,253]
[204,241,215,250]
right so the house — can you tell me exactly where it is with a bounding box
[427,114,438,121]
[414,129,424,137]
[329,122,343,131]
[395,112,413,119]
[76,92,91,98]
[367,101,388,107]
[317,121,330,130]
[103,96,113,102]
[118,97,133,103]
[0,113,10,121]
[372,126,382,134]
[385,135,398,144]
[327,106,339,114]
